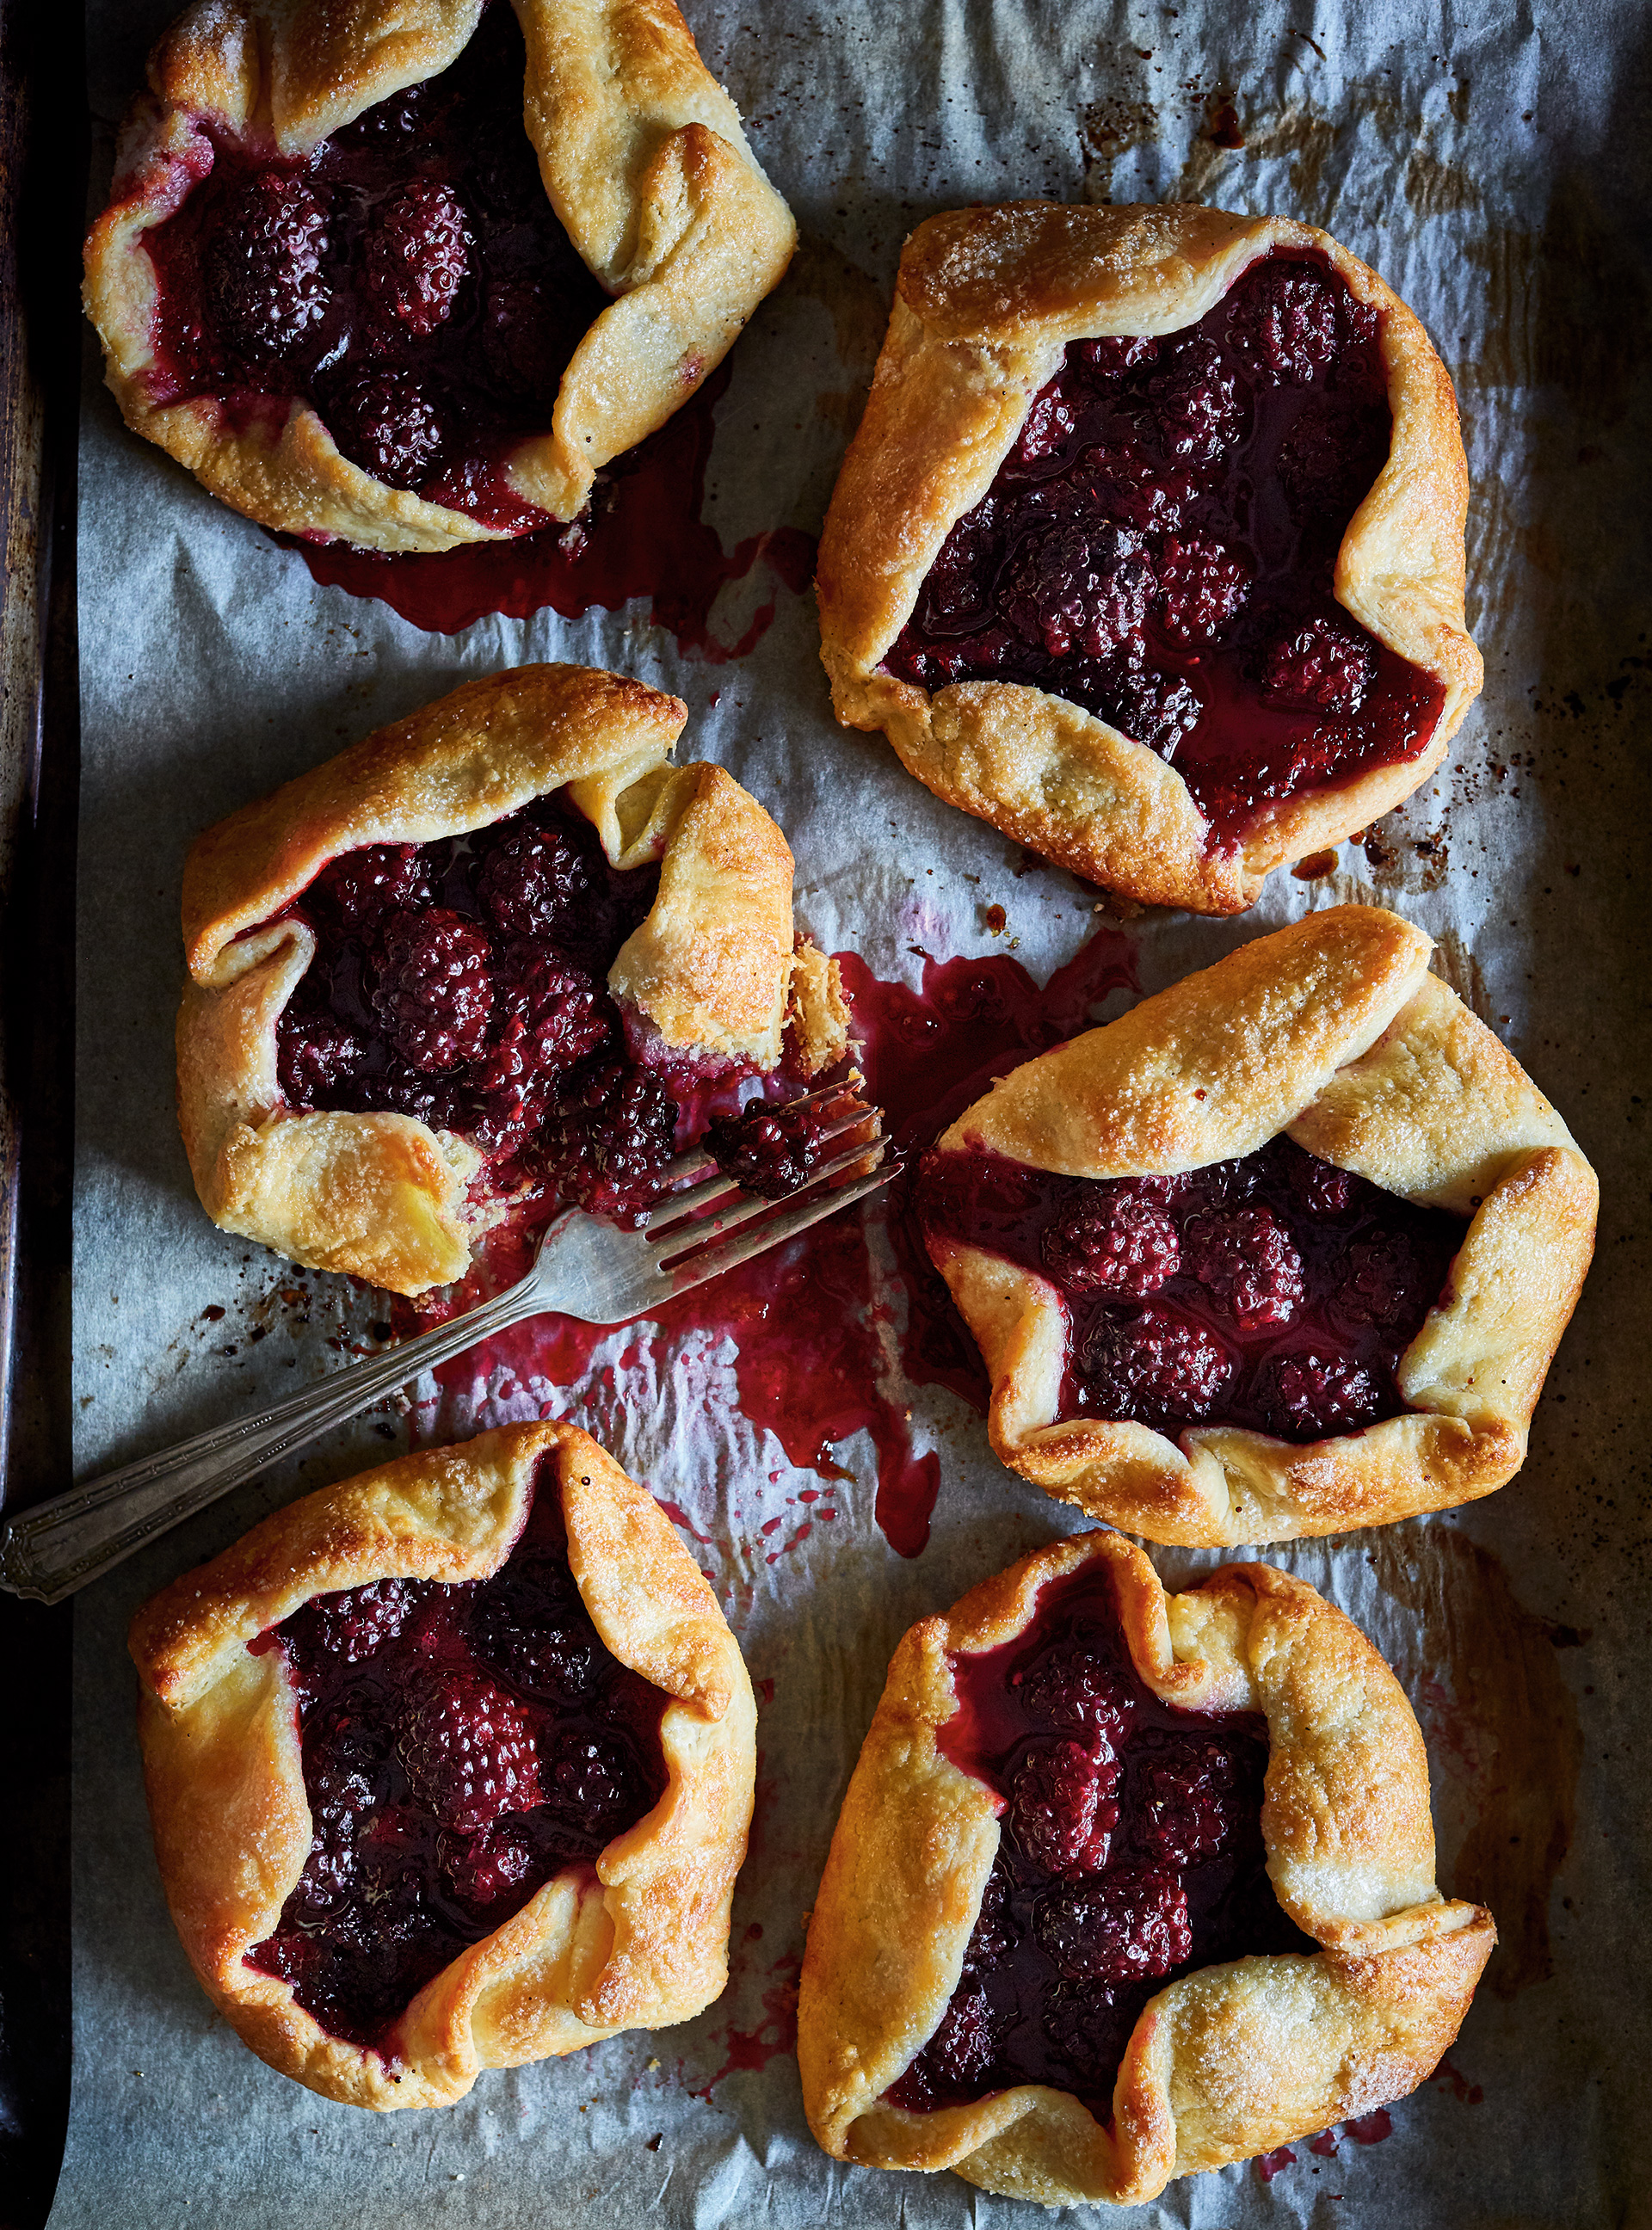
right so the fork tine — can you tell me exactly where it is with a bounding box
[652,1138,886,1262]
[774,1075,867,1112]
[663,1156,898,1295]
[648,1100,882,1234]
[658,1145,716,1190]
[648,1168,743,1229]
[811,1102,883,1147]
[646,1083,883,1230]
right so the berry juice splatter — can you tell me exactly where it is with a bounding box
[885,1556,1312,2122]
[407,928,1136,1561]
[293,360,817,647]
[884,251,1447,849]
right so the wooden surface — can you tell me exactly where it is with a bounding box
[0,0,83,2221]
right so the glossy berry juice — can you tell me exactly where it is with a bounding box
[917,1132,1464,1442]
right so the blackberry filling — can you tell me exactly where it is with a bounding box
[244,1457,669,2050]
[271,786,841,1230]
[917,1131,1464,1442]
[705,1086,862,1200]
[883,1559,1314,2122]
[271,787,679,1223]
[881,250,1448,852]
[139,5,608,532]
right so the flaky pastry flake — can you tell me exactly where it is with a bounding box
[798,1526,1495,2207]
[129,1420,757,2109]
[817,203,1482,913]
[924,905,1594,1545]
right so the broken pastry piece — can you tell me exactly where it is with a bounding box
[177,662,851,1294]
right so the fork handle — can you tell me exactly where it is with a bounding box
[0,1274,552,1606]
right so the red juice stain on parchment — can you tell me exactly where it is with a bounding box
[693,1950,802,2095]
[410,927,1134,1558]
[1258,2109,1395,2182]
[841,929,1137,1538]
[1433,2055,1485,2105]
[290,362,816,646]
[1345,2110,1393,2144]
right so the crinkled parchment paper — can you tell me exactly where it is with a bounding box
[52,0,1652,2222]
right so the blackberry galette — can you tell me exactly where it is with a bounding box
[917,905,1594,1544]
[798,1528,1495,2207]
[177,663,852,1294]
[83,0,795,550]
[817,204,1482,913]
[128,1420,756,2108]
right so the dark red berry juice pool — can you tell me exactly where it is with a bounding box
[882,251,1447,849]
[244,1455,668,2048]
[406,932,1138,1562]
[294,363,819,646]
[917,1132,1464,1443]
[884,1556,1313,2122]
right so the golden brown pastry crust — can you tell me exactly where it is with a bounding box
[83,0,796,550]
[816,203,1482,915]
[797,1527,1495,2206]
[176,663,848,1294]
[926,906,1595,1546]
[129,1419,757,2110]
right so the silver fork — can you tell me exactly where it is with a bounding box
[0,1086,891,1605]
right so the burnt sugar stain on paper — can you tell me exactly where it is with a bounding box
[785,234,889,384]
[1403,149,1482,218]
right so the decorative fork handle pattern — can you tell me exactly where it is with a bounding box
[0,1272,552,1606]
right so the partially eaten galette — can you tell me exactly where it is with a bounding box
[798,1526,1495,2206]
[817,204,1482,913]
[916,905,1594,1544]
[177,662,850,1294]
[129,1420,756,2108]
[84,0,796,549]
